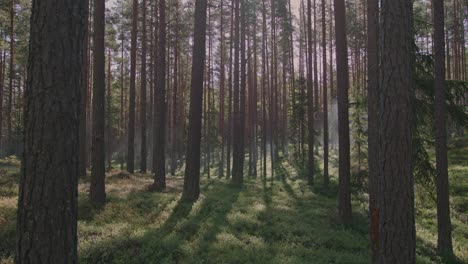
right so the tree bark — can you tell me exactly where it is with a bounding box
[153,0,167,191]
[433,0,453,254]
[90,0,106,206]
[378,0,416,262]
[307,0,315,185]
[334,0,351,222]
[183,0,208,202]
[16,0,86,261]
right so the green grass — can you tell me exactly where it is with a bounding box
[0,138,467,263]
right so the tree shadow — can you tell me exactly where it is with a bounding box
[80,181,241,263]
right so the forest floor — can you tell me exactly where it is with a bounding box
[0,137,467,264]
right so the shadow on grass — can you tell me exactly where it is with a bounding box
[80,181,241,263]
[417,237,464,264]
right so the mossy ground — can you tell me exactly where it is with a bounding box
[0,137,466,263]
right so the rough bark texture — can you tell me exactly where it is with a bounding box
[367,0,379,261]
[127,0,138,174]
[90,0,106,206]
[378,0,416,262]
[433,0,453,254]
[334,0,351,222]
[182,0,208,202]
[153,0,167,191]
[16,0,86,261]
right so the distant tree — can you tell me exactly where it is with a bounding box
[433,0,453,254]
[306,0,314,185]
[322,0,329,186]
[378,0,416,262]
[334,0,351,222]
[140,0,148,173]
[232,0,242,184]
[7,0,14,145]
[127,0,138,174]
[183,0,208,202]
[16,0,86,261]
[90,0,107,206]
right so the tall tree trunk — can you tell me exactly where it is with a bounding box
[106,48,112,170]
[128,0,138,173]
[219,0,226,178]
[322,0,329,186]
[7,0,14,146]
[141,0,148,173]
[182,0,208,202]
[0,51,4,147]
[171,0,180,176]
[378,0,416,262]
[232,0,243,184]
[367,0,380,261]
[90,0,106,206]
[334,0,351,222]
[307,0,315,185]
[153,0,167,191]
[262,0,268,179]
[227,0,234,179]
[433,0,453,254]
[79,0,90,178]
[16,0,86,261]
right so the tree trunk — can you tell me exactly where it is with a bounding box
[141,0,148,173]
[16,0,86,261]
[79,0,90,178]
[334,0,351,222]
[307,0,315,185]
[367,0,380,261]
[322,0,329,186]
[90,0,106,206]
[182,0,208,202]
[127,0,138,174]
[378,0,415,262]
[153,0,167,191]
[433,0,453,254]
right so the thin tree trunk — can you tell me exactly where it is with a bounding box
[307,0,315,185]
[334,0,351,222]
[90,0,106,206]
[80,0,90,178]
[127,0,138,173]
[433,0,453,254]
[141,0,148,173]
[153,0,167,191]
[367,0,379,260]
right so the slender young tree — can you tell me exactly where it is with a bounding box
[153,0,167,191]
[232,0,242,184]
[322,0,329,186]
[7,0,14,145]
[378,0,416,262]
[306,0,315,185]
[16,0,86,261]
[433,0,453,254]
[367,0,380,260]
[141,0,148,173]
[90,0,106,206]
[183,0,208,202]
[334,0,351,222]
[127,0,138,173]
